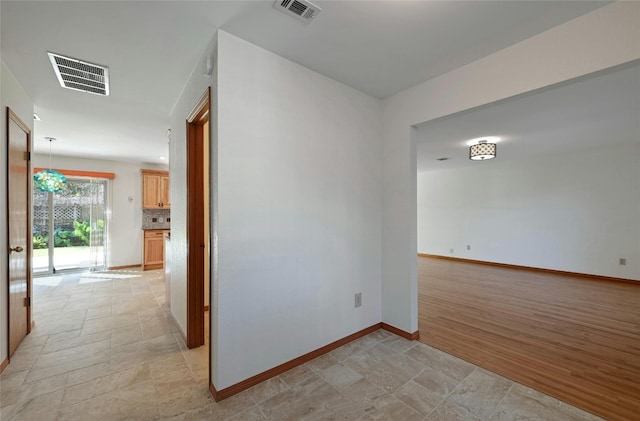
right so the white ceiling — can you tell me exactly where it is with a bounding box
[415,61,640,173]
[0,1,609,165]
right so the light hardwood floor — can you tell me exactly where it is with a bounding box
[418,255,640,421]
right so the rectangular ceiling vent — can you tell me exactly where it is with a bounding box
[47,52,110,96]
[273,0,321,24]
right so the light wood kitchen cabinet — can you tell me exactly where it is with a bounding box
[143,229,168,270]
[159,174,170,208]
[142,169,170,209]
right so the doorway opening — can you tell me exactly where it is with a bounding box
[32,177,108,274]
[185,87,210,350]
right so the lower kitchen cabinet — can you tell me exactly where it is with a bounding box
[143,229,169,270]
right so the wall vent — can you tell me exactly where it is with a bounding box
[273,0,321,24]
[47,52,110,96]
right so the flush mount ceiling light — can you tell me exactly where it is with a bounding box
[47,52,110,96]
[466,136,501,146]
[469,140,497,161]
[34,138,67,192]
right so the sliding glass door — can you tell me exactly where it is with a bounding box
[33,177,108,274]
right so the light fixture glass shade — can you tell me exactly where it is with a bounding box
[469,141,496,161]
[34,169,67,192]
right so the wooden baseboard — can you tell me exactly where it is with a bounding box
[0,357,8,374]
[208,322,421,402]
[143,264,163,271]
[418,253,638,284]
[209,381,218,400]
[107,264,142,270]
[381,323,420,340]
[210,323,384,402]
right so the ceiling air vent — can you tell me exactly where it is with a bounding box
[47,52,110,96]
[273,0,321,24]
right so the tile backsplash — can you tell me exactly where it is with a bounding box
[142,209,171,230]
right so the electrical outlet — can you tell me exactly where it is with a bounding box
[466,245,471,250]
[619,258,627,266]
[449,248,454,254]
[354,292,362,308]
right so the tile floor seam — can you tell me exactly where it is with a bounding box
[485,381,514,421]
[404,340,419,354]
[394,377,435,417]
[30,344,47,373]
[247,394,272,421]
[425,365,479,419]
[135,304,144,349]
[397,343,428,386]
[180,348,199,382]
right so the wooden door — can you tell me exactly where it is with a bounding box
[7,108,31,357]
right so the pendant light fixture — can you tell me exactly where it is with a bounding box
[34,137,67,192]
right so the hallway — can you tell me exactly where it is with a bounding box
[1,269,602,420]
[0,269,210,419]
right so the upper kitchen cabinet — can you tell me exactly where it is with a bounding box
[142,169,170,208]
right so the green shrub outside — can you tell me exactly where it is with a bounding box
[33,235,48,249]
[32,219,104,249]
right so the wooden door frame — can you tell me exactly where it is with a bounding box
[185,88,210,349]
[6,107,32,360]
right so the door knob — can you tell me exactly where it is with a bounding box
[9,246,24,253]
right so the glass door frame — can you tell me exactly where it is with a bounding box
[33,176,110,275]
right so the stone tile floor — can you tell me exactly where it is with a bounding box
[0,269,602,420]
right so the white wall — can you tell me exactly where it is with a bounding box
[31,154,167,268]
[214,31,382,389]
[1,61,34,365]
[418,143,640,280]
[381,2,640,333]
